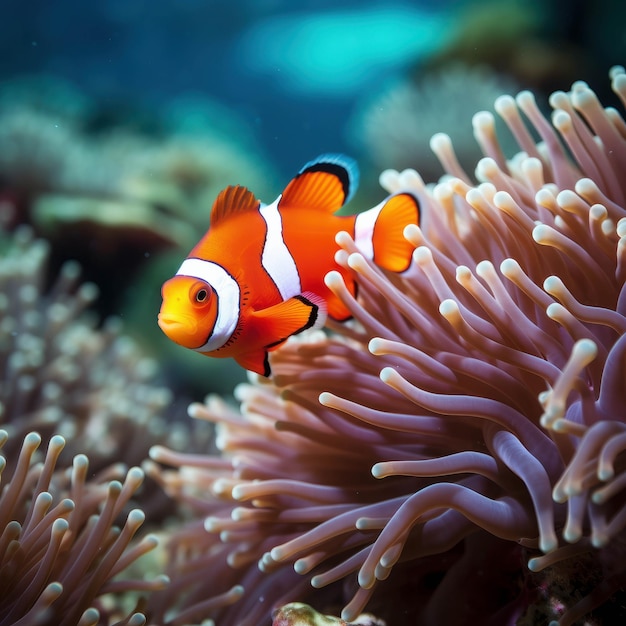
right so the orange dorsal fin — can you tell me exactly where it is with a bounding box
[210,185,261,224]
[371,193,420,272]
[279,154,358,213]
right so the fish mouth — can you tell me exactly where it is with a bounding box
[157,313,199,347]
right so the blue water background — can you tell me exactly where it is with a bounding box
[2,0,620,179]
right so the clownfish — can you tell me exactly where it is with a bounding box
[158,154,419,376]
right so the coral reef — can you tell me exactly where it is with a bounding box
[0,429,164,626]
[0,76,275,312]
[0,75,277,396]
[147,66,626,626]
[0,220,215,623]
[0,223,179,473]
[0,75,274,238]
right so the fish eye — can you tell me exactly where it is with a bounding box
[195,288,209,303]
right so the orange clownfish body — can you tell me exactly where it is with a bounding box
[158,154,419,376]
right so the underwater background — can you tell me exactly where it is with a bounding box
[0,0,622,399]
[1,2,626,625]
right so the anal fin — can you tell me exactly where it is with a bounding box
[235,350,271,377]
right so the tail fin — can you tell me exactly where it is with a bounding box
[355,193,419,272]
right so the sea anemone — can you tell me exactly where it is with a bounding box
[0,220,222,623]
[272,602,385,626]
[0,429,169,626]
[148,66,626,626]
[0,223,182,475]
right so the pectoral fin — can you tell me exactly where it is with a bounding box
[252,292,327,347]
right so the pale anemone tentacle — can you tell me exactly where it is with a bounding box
[0,431,166,625]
